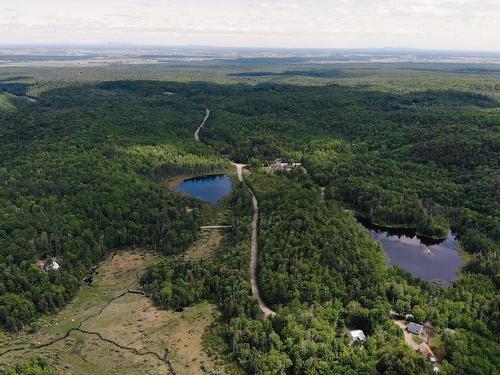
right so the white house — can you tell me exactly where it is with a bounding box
[349,330,366,342]
[43,259,60,271]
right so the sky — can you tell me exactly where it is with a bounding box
[1,0,499,51]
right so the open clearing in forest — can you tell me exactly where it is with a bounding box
[184,230,223,261]
[0,251,224,375]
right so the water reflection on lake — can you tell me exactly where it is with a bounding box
[176,174,233,205]
[359,220,463,286]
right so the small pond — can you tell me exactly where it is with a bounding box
[176,174,233,205]
[358,219,463,286]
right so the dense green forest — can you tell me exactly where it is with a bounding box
[0,81,227,331]
[1,68,499,374]
[143,170,498,374]
[143,78,497,373]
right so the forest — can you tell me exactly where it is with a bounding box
[144,77,498,373]
[0,80,227,331]
[0,68,498,374]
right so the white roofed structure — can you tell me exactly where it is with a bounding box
[350,330,366,342]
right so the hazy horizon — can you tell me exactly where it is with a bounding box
[1,43,500,54]
[1,0,499,51]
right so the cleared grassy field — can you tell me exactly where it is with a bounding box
[0,93,16,111]
[184,230,223,262]
[0,251,224,375]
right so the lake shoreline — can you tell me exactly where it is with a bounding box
[355,214,449,244]
[358,217,463,286]
[172,173,234,206]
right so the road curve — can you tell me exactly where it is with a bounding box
[194,109,210,141]
[231,162,276,317]
[194,109,276,318]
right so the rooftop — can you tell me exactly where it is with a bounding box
[407,322,424,335]
[349,330,366,341]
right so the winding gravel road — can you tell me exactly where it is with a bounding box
[194,109,210,141]
[195,109,276,318]
[232,162,276,317]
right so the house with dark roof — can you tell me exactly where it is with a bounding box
[407,322,424,335]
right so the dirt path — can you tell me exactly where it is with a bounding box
[196,112,276,318]
[248,192,276,317]
[194,109,210,141]
[393,320,419,350]
[200,225,231,229]
[232,163,276,317]
[320,187,325,203]
[231,162,246,183]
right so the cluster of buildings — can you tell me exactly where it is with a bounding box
[407,322,439,372]
[268,160,302,172]
[349,322,439,372]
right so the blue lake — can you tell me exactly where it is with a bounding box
[176,174,233,205]
[359,220,463,286]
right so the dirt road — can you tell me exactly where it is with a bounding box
[232,167,276,317]
[195,112,276,318]
[248,192,276,317]
[393,320,419,350]
[194,109,210,141]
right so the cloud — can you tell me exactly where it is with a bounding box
[260,2,299,10]
[0,0,499,50]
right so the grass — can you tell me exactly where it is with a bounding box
[0,250,226,375]
[413,335,423,345]
[184,230,223,262]
[0,94,15,112]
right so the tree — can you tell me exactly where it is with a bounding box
[0,294,35,331]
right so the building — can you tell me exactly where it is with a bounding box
[349,330,366,342]
[407,322,424,335]
[43,259,60,271]
[269,162,292,171]
[418,343,439,370]
[418,343,434,359]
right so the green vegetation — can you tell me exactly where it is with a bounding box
[2,357,56,375]
[1,63,499,374]
[140,75,500,373]
[143,173,432,373]
[0,81,227,332]
[0,94,16,112]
